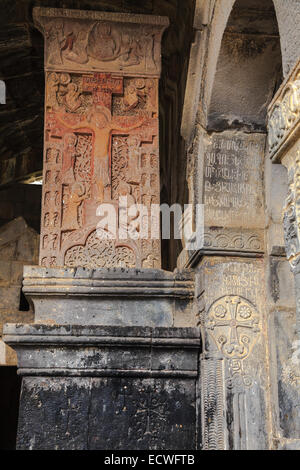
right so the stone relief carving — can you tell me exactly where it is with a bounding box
[202,359,225,450]
[206,296,261,361]
[205,295,261,391]
[46,72,92,113]
[64,230,136,269]
[203,231,263,252]
[38,12,163,269]
[283,148,300,271]
[268,60,300,161]
[34,8,169,77]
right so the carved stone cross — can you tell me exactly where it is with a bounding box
[206,295,260,360]
[34,7,169,270]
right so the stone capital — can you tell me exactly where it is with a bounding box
[33,7,169,77]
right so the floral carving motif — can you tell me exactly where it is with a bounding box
[268,61,300,160]
[64,230,136,268]
[206,296,260,360]
[283,149,300,271]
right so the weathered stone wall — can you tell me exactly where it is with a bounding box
[0,182,41,366]
[0,217,39,365]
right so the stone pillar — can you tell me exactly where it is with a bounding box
[268,59,300,337]
[267,59,300,450]
[183,128,269,450]
[34,7,168,270]
[3,8,202,450]
[4,324,200,450]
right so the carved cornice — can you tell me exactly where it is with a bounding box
[33,7,169,77]
[33,7,169,26]
[268,59,300,163]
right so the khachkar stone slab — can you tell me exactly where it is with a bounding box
[33,8,169,270]
[3,324,201,450]
[202,131,265,255]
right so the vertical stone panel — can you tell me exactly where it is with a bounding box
[34,8,169,270]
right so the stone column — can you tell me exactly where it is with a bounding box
[3,8,201,450]
[268,59,300,337]
[34,7,168,270]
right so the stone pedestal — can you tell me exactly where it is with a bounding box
[3,324,201,450]
[22,266,195,327]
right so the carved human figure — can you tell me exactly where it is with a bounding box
[47,72,60,108]
[63,82,83,112]
[120,33,141,68]
[45,19,65,65]
[118,181,139,239]
[56,105,145,202]
[87,23,121,62]
[62,23,90,65]
[62,182,87,231]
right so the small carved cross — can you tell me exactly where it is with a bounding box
[82,73,123,110]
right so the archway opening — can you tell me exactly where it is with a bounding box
[208,0,283,132]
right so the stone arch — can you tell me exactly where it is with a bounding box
[201,0,300,126]
[206,0,283,132]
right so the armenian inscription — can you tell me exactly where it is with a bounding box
[204,132,265,230]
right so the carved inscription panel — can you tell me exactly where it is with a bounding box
[204,132,265,231]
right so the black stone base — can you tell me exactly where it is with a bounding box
[4,324,201,450]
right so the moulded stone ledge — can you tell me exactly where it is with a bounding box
[3,323,201,378]
[21,266,196,327]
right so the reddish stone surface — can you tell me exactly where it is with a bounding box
[35,8,169,269]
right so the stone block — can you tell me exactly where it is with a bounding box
[22,266,195,327]
[3,324,201,450]
[271,310,300,439]
[10,261,24,285]
[203,132,265,232]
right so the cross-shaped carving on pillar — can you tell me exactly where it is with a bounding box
[206,295,260,360]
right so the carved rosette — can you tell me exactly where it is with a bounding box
[206,296,260,361]
[34,8,168,269]
[205,295,261,389]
